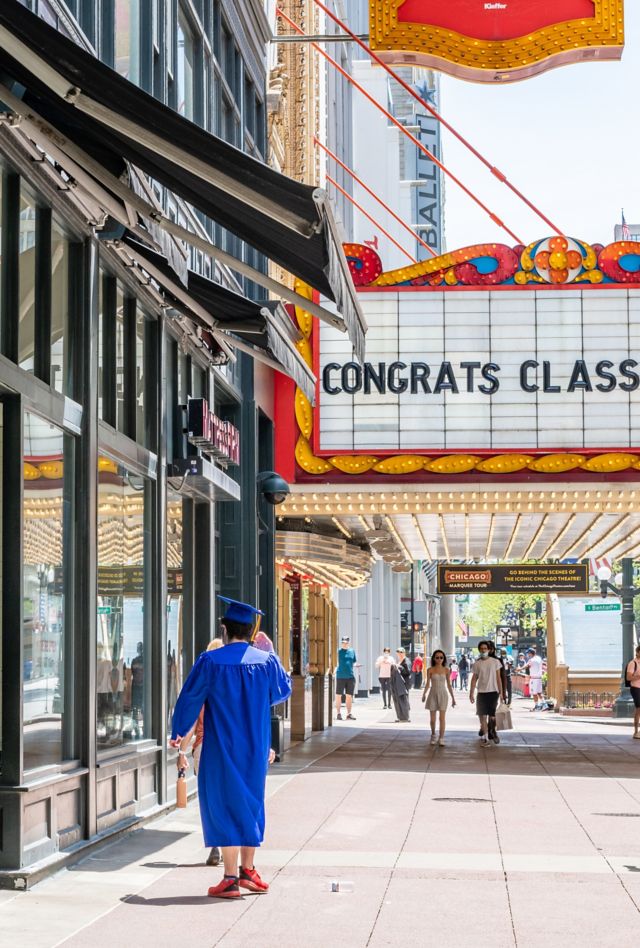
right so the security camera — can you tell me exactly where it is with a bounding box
[257,471,290,506]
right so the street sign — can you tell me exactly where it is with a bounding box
[438,563,589,594]
[585,602,621,612]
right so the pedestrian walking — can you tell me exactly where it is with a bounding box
[469,640,505,746]
[412,652,424,689]
[170,596,292,899]
[521,647,544,708]
[375,646,395,709]
[335,636,359,721]
[450,658,459,690]
[422,649,456,746]
[458,653,469,691]
[488,640,508,706]
[396,647,412,689]
[177,637,224,867]
[626,644,640,739]
[501,650,513,706]
[390,647,412,722]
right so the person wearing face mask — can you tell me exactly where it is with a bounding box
[470,641,505,746]
[390,647,412,722]
[375,647,395,710]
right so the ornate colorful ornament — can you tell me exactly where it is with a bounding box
[369,1,625,83]
[345,238,640,289]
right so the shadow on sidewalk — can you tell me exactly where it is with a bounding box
[122,894,214,907]
[70,830,189,873]
[303,726,640,780]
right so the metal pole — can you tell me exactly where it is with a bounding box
[410,564,415,664]
[613,558,636,718]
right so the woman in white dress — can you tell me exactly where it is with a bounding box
[422,650,456,746]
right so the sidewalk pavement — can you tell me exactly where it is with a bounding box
[6,691,640,948]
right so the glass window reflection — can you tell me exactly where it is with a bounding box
[51,218,69,395]
[23,414,70,770]
[97,461,149,748]
[177,11,195,120]
[18,183,37,373]
[115,0,141,85]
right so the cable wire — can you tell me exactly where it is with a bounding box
[312,0,564,237]
[276,7,523,245]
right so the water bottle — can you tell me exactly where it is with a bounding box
[328,880,354,893]
[176,767,187,808]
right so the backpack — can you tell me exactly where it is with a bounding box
[625,660,638,688]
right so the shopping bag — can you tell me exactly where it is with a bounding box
[495,703,513,731]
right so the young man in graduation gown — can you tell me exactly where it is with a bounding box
[170,597,292,899]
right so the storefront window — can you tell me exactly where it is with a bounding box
[0,404,3,770]
[115,0,141,85]
[97,462,150,748]
[18,183,37,373]
[136,310,145,443]
[98,270,105,419]
[177,10,195,120]
[115,284,125,432]
[23,414,70,770]
[166,493,184,723]
[51,219,69,395]
[166,493,184,796]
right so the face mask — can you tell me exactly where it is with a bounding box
[479,652,489,659]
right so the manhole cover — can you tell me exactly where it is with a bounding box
[432,797,493,803]
[594,812,640,818]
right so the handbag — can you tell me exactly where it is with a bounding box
[495,703,513,731]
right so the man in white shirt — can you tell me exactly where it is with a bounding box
[522,647,544,709]
[469,641,505,745]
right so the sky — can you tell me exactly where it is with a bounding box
[438,4,640,251]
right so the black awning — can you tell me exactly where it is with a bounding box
[117,236,316,401]
[0,1,364,356]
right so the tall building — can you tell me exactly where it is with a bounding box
[0,0,358,883]
[614,222,640,242]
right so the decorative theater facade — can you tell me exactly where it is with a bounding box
[275,236,640,707]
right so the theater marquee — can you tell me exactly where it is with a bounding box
[318,288,640,454]
[369,1,625,83]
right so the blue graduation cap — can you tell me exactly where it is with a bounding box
[218,595,264,625]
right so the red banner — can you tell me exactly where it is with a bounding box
[397,1,596,41]
[370,0,624,82]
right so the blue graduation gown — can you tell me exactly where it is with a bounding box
[171,642,292,847]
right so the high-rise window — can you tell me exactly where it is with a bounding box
[115,0,141,85]
[50,218,69,395]
[177,10,195,120]
[18,182,37,373]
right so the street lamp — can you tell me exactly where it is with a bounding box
[597,559,640,718]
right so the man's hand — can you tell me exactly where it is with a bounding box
[452,698,456,708]
[268,748,276,765]
[469,693,475,704]
[169,737,183,749]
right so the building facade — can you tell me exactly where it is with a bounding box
[0,0,316,884]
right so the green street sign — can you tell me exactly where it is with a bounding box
[97,606,111,615]
[585,602,621,612]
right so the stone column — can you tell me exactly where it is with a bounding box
[439,594,455,658]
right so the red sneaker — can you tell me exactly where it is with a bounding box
[238,866,269,893]
[208,876,242,899]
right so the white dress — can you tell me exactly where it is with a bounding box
[425,673,449,712]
